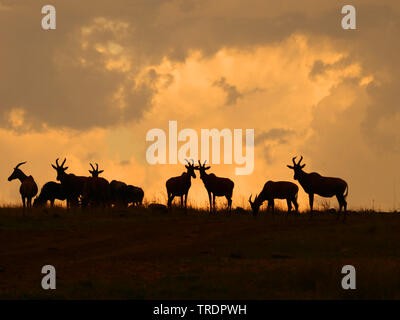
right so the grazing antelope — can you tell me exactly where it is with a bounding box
[85,163,111,208]
[249,181,299,216]
[195,160,234,213]
[126,185,144,207]
[166,159,198,210]
[110,180,129,207]
[8,162,38,211]
[51,158,88,209]
[33,181,66,207]
[287,156,348,218]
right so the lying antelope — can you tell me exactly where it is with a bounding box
[249,181,299,216]
[287,156,348,218]
[166,159,198,210]
[8,162,38,212]
[52,158,88,209]
[195,160,234,212]
[33,181,66,207]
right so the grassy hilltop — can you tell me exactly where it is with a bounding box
[0,206,399,299]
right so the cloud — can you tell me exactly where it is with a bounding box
[255,128,294,145]
[213,77,243,106]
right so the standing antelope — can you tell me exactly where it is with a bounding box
[166,159,198,210]
[51,158,88,209]
[195,160,234,213]
[287,156,348,218]
[8,162,38,212]
[85,163,111,208]
[249,181,299,216]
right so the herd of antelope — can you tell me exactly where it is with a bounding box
[7,156,349,219]
[7,159,144,213]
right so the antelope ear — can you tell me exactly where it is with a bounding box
[99,170,104,174]
[89,170,93,174]
[287,165,294,169]
[52,164,57,169]
[185,165,190,169]
[205,166,211,170]
[64,167,69,171]
[300,164,306,169]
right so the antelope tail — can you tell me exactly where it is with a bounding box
[344,185,349,198]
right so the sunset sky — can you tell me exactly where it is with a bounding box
[1,0,400,211]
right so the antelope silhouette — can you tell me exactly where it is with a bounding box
[195,160,234,213]
[85,163,111,208]
[110,180,129,207]
[249,181,299,216]
[52,158,88,209]
[287,156,348,218]
[8,162,38,212]
[126,185,144,207]
[33,181,66,207]
[166,159,198,210]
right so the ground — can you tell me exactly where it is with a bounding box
[0,206,399,299]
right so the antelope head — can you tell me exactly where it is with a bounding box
[8,162,27,181]
[89,163,104,178]
[195,160,211,179]
[184,159,198,179]
[287,156,306,180]
[248,194,261,215]
[52,158,69,181]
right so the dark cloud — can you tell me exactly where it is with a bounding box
[213,77,243,106]
[309,57,354,79]
[120,159,131,166]
[0,0,399,155]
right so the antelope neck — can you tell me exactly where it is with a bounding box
[16,172,28,183]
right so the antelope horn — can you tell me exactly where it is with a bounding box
[292,156,297,165]
[249,195,253,203]
[185,159,190,165]
[298,155,303,165]
[190,159,194,165]
[90,163,95,171]
[15,161,27,169]
[56,158,60,167]
[96,163,99,171]
[61,158,67,167]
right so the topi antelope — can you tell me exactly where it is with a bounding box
[8,162,38,212]
[126,185,144,207]
[249,181,299,216]
[85,163,111,208]
[89,163,104,178]
[166,159,198,210]
[287,156,348,218]
[52,158,88,209]
[195,160,234,213]
[110,180,129,207]
[33,181,67,207]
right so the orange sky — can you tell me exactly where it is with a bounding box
[1,0,400,211]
